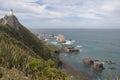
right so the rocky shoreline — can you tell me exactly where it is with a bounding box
[36,33,119,80]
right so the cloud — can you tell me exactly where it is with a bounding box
[0,0,120,19]
[49,19,62,23]
[39,0,120,19]
[0,0,120,28]
[0,0,65,19]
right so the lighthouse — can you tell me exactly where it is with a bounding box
[7,9,13,16]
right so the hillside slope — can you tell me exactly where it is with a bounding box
[0,13,71,80]
[0,15,56,60]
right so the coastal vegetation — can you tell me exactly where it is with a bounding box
[0,14,72,80]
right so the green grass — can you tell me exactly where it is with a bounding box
[0,24,57,60]
[0,24,72,80]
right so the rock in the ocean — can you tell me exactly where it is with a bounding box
[37,35,45,41]
[62,45,79,53]
[83,57,104,71]
[106,60,116,64]
[56,34,65,43]
[93,60,104,71]
[83,57,93,65]
[49,34,54,38]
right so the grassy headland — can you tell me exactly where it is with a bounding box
[0,14,72,80]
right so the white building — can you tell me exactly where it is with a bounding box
[7,9,13,16]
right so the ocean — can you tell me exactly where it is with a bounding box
[31,29,120,80]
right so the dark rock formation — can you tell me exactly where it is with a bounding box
[83,57,104,71]
[54,50,60,55]
[93,60,104,71]
[62,45,79,53]
[83,57,93,65]
[57,60,63,69]
[106,60,116,64]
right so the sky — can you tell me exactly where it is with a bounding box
[0,0,120,29]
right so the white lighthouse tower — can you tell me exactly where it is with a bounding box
[7,9,13,16]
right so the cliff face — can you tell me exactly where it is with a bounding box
[0,13,71,80]
[0,15,21,30]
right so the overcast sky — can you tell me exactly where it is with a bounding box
[0,0,120,29]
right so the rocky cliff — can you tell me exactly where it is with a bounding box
[0,14,21,30]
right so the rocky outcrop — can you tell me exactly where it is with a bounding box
[56,34,65,43]
[0,11,21,30]
[83,57,93,65]
[37,35,45,41]
[49,34,54,38]
[83,57,104,71]
[93,60,104,71]
[106,60,116,64]
[62,45,79,53]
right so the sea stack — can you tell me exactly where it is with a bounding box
[56,34,66,43]
[83,57,104,71]
[83,57,93,65]
[93,60,104,71]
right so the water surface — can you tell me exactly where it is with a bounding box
[31,29,120,80]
